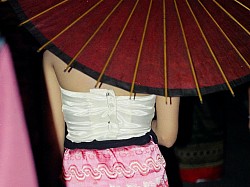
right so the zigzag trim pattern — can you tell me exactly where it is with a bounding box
[64,154,165,181]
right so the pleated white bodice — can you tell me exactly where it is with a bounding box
[60,87,156,143]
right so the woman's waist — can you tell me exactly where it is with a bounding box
[64,130,158,150]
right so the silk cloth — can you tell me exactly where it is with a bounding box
[61,87,156,142]
[61,88,168,186]
[0,39,38,187]
[63,139,168,187]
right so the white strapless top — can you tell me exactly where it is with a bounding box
[60,88,156,143]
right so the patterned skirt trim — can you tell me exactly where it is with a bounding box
[63,137,168,187]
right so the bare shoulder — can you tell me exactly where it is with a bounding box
[42,50,151,96]
[43,50,54,63]
[43,50,65,67]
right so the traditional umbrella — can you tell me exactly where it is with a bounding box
[9,0,250,102]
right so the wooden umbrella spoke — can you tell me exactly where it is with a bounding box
[163,0,168,102]
[213,0,250,35]
[198,0,249,69]
[233,0,250,11]
[37,0,104,52]
[65,0,125,72]
[129,0,153,99]
[174,0,203,103]
[19,0,69,26]
[93,0,140,88]
[186,0,235,97]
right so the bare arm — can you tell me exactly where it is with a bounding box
[43,51,65,155]
[152,96,180,148]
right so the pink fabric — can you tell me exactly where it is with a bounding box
[63,140,168,187]
[0,42,38,187]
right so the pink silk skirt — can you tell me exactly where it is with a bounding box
[63,139,168,187]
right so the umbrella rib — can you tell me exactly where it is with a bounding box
[233,0,250,11]
[213,0,250,35]
[129,0,153,99]
[19,0,69,26]
[186,0,235,96]
[163,0,169,101]
[174,0,203,103]
[64,0,125,72]
[37,0,104,52]
[94,0,140,88]
[198,0,250,69]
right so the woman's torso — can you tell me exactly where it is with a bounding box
[50,52,156,143]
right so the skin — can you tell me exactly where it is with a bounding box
[43,50,180,154]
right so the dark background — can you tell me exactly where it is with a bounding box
[1,2,250,187]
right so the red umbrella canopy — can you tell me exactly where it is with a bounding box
[9,0,250,101]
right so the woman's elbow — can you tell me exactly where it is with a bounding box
[158,135,177,148]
